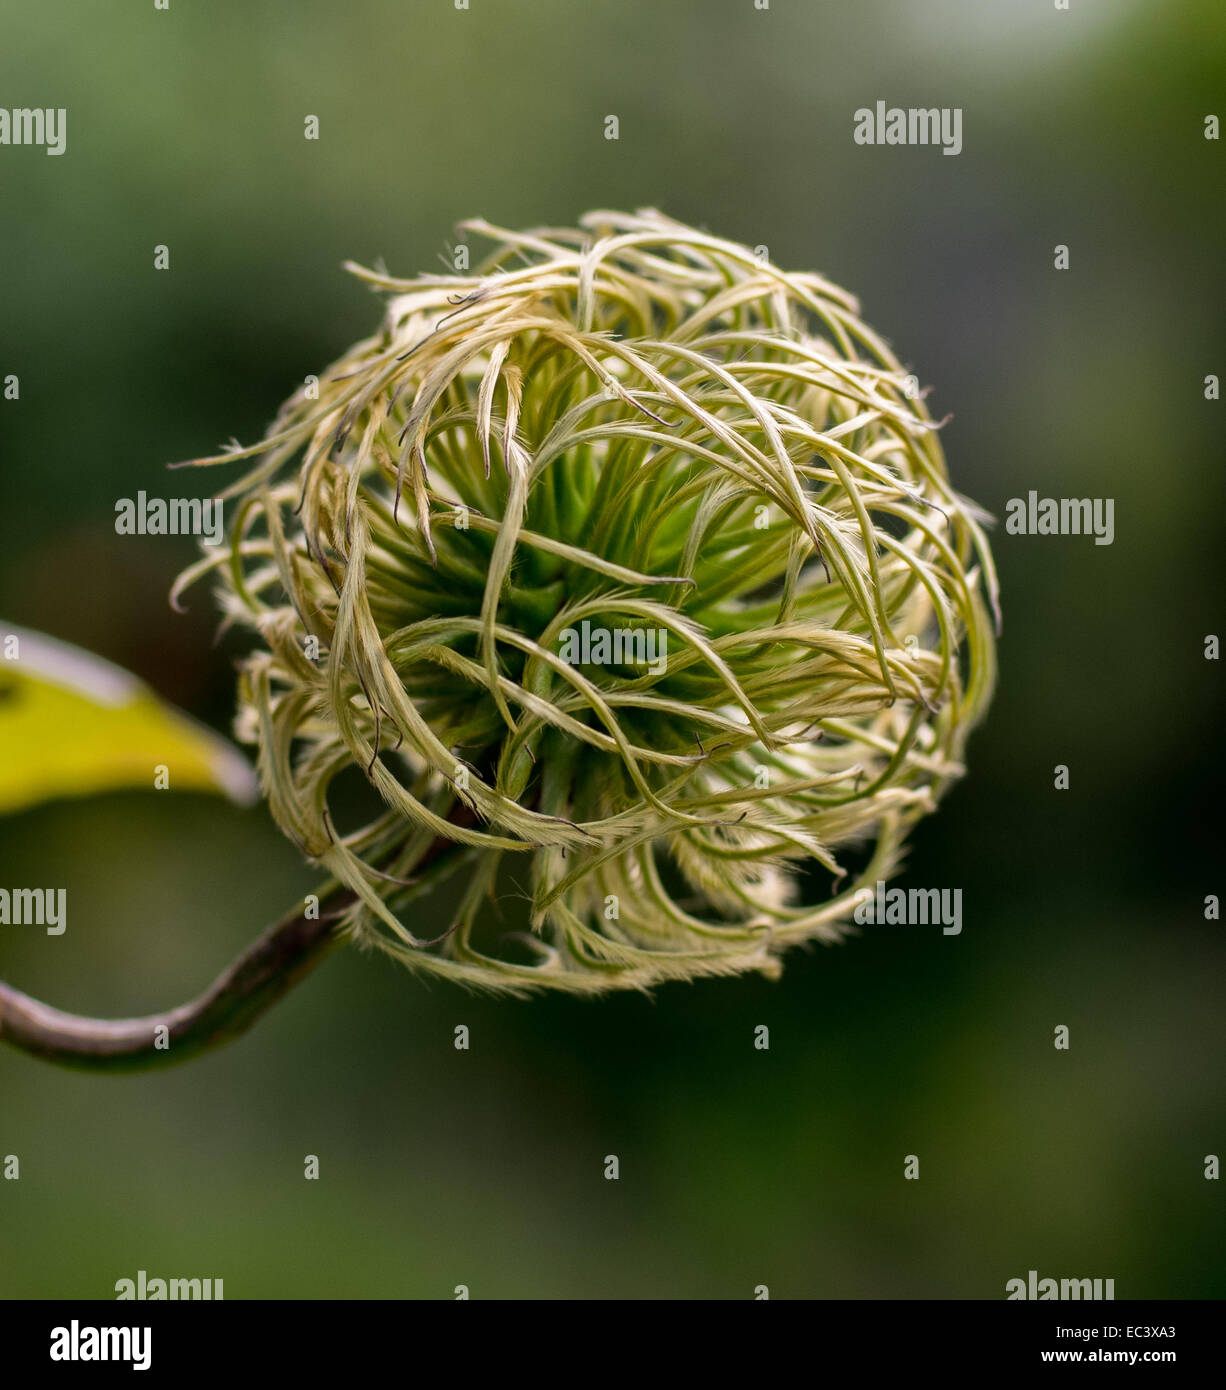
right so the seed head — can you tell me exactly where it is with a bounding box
[177,209,999,993]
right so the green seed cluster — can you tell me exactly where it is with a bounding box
[178,209,999,992]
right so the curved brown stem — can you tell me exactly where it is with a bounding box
[0,892,349,1073]
[0,806,479,1073]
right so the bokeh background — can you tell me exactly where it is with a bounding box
[1,0,1222,1298]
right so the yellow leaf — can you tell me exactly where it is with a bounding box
[0,623,258,815]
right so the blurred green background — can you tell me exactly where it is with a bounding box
[1,0,1222,1298]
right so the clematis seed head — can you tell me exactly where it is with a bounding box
[178,209,999,994]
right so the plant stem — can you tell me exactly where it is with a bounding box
[0,891,349,1073]
[0,805,480,1073]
